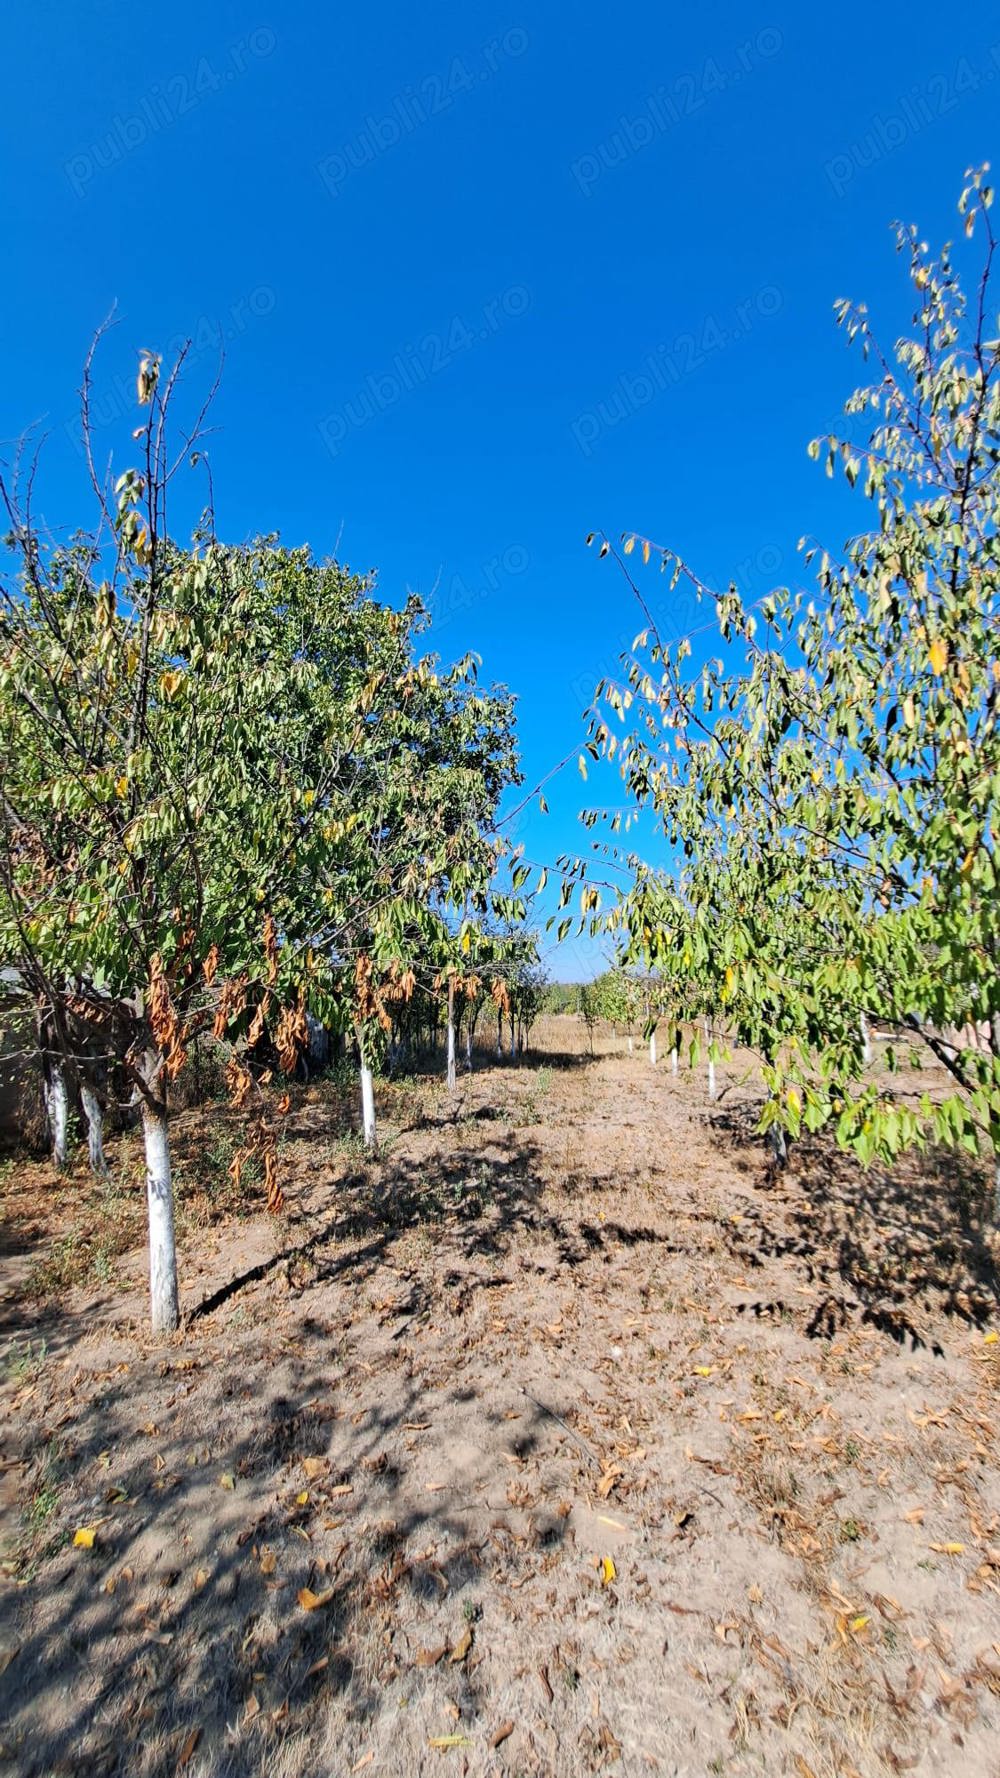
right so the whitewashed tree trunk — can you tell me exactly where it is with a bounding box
[465,1023,473,1070]
[769,1121,788,1167]
[860,1011,872,1066]
[671,1042,679,1076]
[141,1098,179,1333]
[44,1061,69,1169]
[649,1031,657,1066]
[80,1081,108,1177]
[446,980,457,1091]
[704,1019,717,1101]
[360,1061,376,1148]
[627,1034,633,1056]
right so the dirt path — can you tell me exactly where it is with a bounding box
[2,1023,1000,1777]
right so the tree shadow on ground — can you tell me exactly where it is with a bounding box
[708,1099,999,1345]
[0,1332,572,1778]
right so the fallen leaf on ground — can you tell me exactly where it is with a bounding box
[415,1645,448,1667]
[73,1526,97,1549]
[449,1626,473,1663]
[302,1457,328,1479]
[427,1736,471,1749]
[177,1726,201,1768]
[298,1586,335,1611]
[491,1721,514,1747]
[928,1542,965,1555]
[219,1473,235,1491]
[600,1555,616,1586]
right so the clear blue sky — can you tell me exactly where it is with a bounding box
[2,2,996,977]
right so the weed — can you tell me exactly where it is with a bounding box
[844,1437,861,1464]
[839,1517,862,1543]
[3,1338,47,1384]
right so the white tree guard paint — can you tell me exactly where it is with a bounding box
[671,1043,679,1076]
[649,1032,657,1066]
[80,1082,108,1177]
[627,1034,633,1056]
[44,1062,69,1169]
[447,1017,457,1091]
[860,1011,872,1066]
[360,1063,376,1148]
[703,1018,718,1101]
[142,1103,179,1333]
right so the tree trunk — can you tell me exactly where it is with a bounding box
[768,1121,788,1168]
[704,1019,717,1101]
[671,1042,679,1076]
[141,1095,179,1334]
[497,1011,503,1059]
[509,1015,516,1061]
[446,980,457,1091]
[44,1059,70,1169]
[627,1034,633,1056]
[860,1011,872,1066]
[80,1081,108,1178]
[360,1060,376,1148]
[649,1031,657,1066]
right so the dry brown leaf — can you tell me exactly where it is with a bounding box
[177,1726,201,1768]
[415,1645,448,1667]
[449,1626,473,1664]
[491,1721,514,1747]
[302,1457,328,1480]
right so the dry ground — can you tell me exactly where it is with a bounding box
[2,1017,1000,1778]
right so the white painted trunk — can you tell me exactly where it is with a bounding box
[447,1018,457,1091]
[627,1034,633,1056]
[142,1102,179,1334]
[360,1062,376,1148]
[80,1082,108,1177]
[860,1011,872,1066]
[649,1032,657,1066]
[671,1044,679,1076]
[44,1062,69,1169]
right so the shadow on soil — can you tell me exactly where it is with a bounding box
[709,1099,1000,1348]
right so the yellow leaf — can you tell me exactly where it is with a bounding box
[623,536,635,555]
[159,668,183,701]
[927,1541,965,1555]
[929,637,947,674]
[74,1526,97,1549]
[849,1614,870,1632]
[219,1473,235,1491]
[600,1555,617,1586]
[786,1086,801,1115]
[984,1331,998,1344]
[693,1365,716,1377]
[115,775,128,799]
[296,1490,310,1506]
[427,1737,471,1749]
[297,1586,335,1611]
[642,539,651,565]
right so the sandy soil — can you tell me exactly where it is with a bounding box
[2,1018,1000,1778]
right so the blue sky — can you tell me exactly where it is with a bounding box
[2,2,996,977]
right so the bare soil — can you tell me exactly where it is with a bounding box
[2,1018,1000,1778]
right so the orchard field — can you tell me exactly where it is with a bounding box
[3,1016,1000,1778]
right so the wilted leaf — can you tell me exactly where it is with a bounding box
[302,1457,328,1480]
[928,637,948,674]
[415,1645,448,1667]
[298,1586,335,1611]
[74,1526,97,1549]
[928,1542,965,1555]
[449,1626,473,1663]
[259,1550,277,1575]
[491,1720,515,1747]
[177,1726,201,1768]
[427,1736,471,1749]
[600,1555,616,1586]
[219,1473,235,1491]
